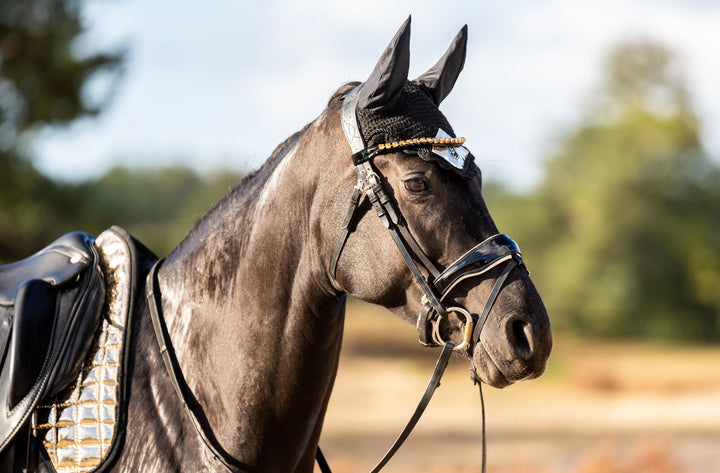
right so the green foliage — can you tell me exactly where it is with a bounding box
[0,156,82,260]
[0,0,243,263]
[1,1,717,344]
[486,41,720,341]
[73,166,243,257]
[0,0,123,261]
[0,0,122,142]
[0,166,244,263]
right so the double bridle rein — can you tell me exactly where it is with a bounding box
[145,85,524,472]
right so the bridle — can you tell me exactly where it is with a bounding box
[144,84,526,473]
[332,84,525,357]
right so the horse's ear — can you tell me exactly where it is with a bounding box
[414,25,467,105]
[356,16,411,112]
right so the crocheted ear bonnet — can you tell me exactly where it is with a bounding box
[342,18,477,178]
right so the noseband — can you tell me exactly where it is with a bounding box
[332,85,524,356]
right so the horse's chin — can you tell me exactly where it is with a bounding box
[470,344,546,389]
[470,356,513,389]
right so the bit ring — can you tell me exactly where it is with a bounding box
[432,307,475,351]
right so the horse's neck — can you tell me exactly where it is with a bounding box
[151,125,347,470]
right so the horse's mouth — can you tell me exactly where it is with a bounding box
[471,348,512,389]
[471,342,544,389]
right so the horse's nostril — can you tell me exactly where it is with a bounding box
[510,318,532,359]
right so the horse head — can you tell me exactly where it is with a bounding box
[326,17,552,388]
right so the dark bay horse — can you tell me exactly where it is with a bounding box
[113,19,552,472]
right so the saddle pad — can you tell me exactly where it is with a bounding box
[30,227,136,473]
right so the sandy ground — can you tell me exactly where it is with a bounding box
[315,301,720,473]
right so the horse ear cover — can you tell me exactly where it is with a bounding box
[352,19,477,178]
[414,25,468,105]
[356,16,411,112]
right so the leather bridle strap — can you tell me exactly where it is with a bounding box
[472,257,519,348]
[315,342,456,473]
[331,159,447,318]
[370,341,453,472]
[146,258,242,473]
[330,160,442,281]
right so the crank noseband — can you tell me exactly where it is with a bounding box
[417,234,524,352]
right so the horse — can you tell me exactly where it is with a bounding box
[9,18,552,472]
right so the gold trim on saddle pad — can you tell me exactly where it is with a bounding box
[31,228,133,473]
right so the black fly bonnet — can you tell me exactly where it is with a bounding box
[331,18,524,355]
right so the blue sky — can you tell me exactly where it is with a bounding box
[33,0,720,191]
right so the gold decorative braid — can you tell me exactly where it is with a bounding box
[377,136,465,151]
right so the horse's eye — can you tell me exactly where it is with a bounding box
[404,178,428,193]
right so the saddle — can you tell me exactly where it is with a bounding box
[0,231,107,472]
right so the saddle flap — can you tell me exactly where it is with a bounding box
[0,231,105,456]
[46,271,105,398]
[7,279,56,408]
[0,308,11,374]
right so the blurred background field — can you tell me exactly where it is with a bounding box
[318,299,720,473]
[2,1,720,472]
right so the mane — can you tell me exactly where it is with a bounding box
[328,82,359,107]
[167,81,357,263]
[167,123,312,261]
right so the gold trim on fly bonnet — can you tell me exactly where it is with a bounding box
[377,136,465,151]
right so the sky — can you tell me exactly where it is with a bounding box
[32,0,720,191]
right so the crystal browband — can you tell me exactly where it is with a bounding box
[377,136,466,152]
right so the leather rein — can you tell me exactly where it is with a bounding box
[144,86,524,472]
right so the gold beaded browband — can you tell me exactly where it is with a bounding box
[376,136,465,152]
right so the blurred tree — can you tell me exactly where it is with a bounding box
[74,166,244,256]
[0,0,122,261]
[515,41,720,341]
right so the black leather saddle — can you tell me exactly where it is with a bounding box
[0,232,105,471]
